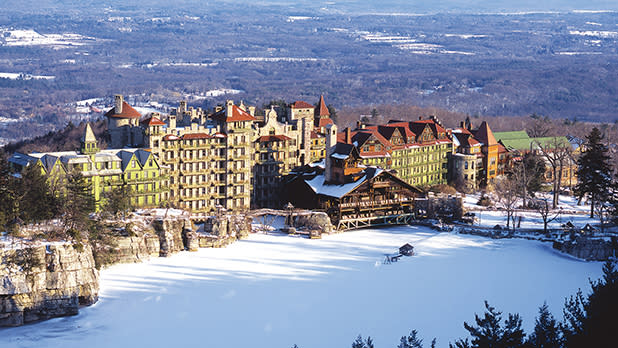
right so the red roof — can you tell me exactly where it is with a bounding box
[105,101,141,119]
[317,117,334,128]
[472,121,498,146]
[310,130,321,139]
[316,95,330,117]
[211,104,257,122]
[182,133,212,140]
[141,116,166,126]
[257,135,292,142]
[290,100,314,109]
[163,134,180,141]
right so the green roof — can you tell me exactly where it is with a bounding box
[498,135,571,152]
[493,130,530,141]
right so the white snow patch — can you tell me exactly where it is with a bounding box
[0,72,55,80]
[569,30,618,38]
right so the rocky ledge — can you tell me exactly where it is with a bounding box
[0,243,99,327]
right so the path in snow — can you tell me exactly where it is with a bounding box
[0,226,602,348]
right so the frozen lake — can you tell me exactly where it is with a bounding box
[0,226,602,347]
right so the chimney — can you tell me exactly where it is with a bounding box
[460,121,465,128]
[346,127,351,144]
[168,114,176,130]
[419,116,423,120]
[226,100,234,118]
[114,94,123,114]
[356,120,362,130]
[248,106,255,116]
[325,124,338,183]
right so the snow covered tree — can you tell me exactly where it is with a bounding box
[527,302,561,348]
[575,128,612,218]
[562,260,618,347]
[451,301,526,348]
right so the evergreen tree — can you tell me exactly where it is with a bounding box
[103,183,133,218]
[0,151,16,228]
[398,330,424,348]
[575,128,612,218]
[351,335,374,348]
[452,301,526,348]
[562,260,618,347]
[527,302,561,348]
[522,153,546,197]
[61,171,95,238]
[18,164,58,223]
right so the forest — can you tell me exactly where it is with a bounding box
[0,2,617,144]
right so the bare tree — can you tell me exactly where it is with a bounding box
[536,137,572,209]
[536,198,561,235]
[493,175,519,230]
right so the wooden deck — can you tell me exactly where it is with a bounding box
[336,213,415,231]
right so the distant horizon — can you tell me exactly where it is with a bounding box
[2,0,618,15]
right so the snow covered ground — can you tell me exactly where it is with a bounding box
[0,227,602,348]
[463,193,600,229]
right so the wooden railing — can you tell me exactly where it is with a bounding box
[339,197,414,209]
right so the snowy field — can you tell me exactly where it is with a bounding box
[463,193,600,230]
[0,227,602,348]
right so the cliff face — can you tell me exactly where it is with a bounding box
[0,244,99,327]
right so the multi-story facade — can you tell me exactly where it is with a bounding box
[9,124,168,210]
[105,95,334,211]
[337,117,452,187]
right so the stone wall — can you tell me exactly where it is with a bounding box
[0,244,99,327]
[553,236,617,261]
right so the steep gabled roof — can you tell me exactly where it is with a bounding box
[472,121,498,146]
[316,117,334,128]
[82,123,97,143]
[211,104,257,122]
[134,149,152,167]
[290,100,314,109]
[105,101,142,119]
[316,95,330,117]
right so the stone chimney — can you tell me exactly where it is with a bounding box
[346,127,351,144]
[114,94,123,114]
[168,114,176,130]
[460,121,465,128]
[226,100,234,118]
[248,106,255,116]
[324,123,338,183]
[356,120,362,130]
[419,116,423,120]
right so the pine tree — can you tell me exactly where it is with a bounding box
[398,330,424,348]
[562,260,618,347]
[527,302,561,348]
[61,171,95,239]
[452,301,526,348]
[351,335,374,348]
[575,127,612,218]
[352,335,365,348]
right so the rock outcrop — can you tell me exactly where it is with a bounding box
[0,244,99,327]
[292,212,334,235]
[553,236,617,261]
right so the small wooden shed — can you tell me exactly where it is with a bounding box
[399,243,415,256]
